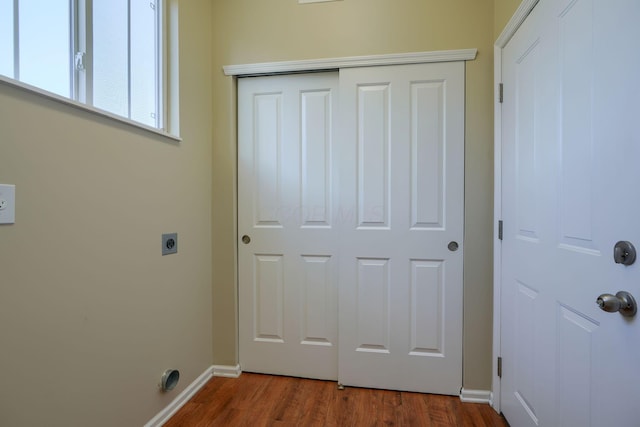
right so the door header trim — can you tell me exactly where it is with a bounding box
[495,0,539,48]
[223,49,477,77]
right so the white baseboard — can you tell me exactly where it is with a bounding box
[212,364,242,378]
[144,366,214,427]
[459,388,493,404]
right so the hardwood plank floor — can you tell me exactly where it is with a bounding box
[164,373,509,427]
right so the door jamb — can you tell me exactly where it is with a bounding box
[492,0,540,413]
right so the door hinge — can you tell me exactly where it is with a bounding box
[498,220,503,241]
[74,52,86,71]
[499,83,504,103]
[497,357,502,378]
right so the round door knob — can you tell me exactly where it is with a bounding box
[448,241,459,252]
[597,294,621,313]
[241,235,251,244]
[596,291,636,317]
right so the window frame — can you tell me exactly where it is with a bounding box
[0,0,178,140]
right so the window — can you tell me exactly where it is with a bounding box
[0,0,163,129]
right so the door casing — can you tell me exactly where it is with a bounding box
[229,49,476,395]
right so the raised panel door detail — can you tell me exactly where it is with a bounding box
[301,90,332,228]
[356,258,390,353]
[357,84,389,229]
[501,1,640,425]
[239,72,339,380]
[411,82,445,230]
[339,62,464,395]
[254,254,285,343]
[409,260,444,356]
[515,42,540,242]
[558,0,596,253]
[254,93,283,228]
[557,304,599,427]
[301,255,335,346]
[514,281,539,425]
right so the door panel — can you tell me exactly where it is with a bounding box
[357,84,390,227]
[301,90,332,228]
[254,255,285,343]
[238,73,339,380]
[356,258,391,353]
[300,255,333,346]
[501,0,640,425]
[409,260,444,356]
[411,81,446,229]
[338,62,465,395]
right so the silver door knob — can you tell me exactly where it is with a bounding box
[596,291,636,317]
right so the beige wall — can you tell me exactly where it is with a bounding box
[495,0,523,38]
[212,0,496,390]
[0,1,213,425]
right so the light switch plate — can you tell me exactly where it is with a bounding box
[0,184,15,224]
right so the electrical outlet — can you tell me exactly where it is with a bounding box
[162,233,178,255]
[0,184,15,224]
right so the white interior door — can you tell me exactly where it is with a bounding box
[337,62,465,395]
[500,0,640,425]
[238,72,339,380]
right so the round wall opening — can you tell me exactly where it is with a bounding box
[161,369,180,391]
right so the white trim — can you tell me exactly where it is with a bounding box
[495,0,540,48]
[492,44,503,414]
[298,0,342,3]
[144,366,214,427]
[492,0,540,415]
[212,364,242,378]
[166,0,180,137]
[223,49,477,76]
[0,75,182,142]
[459,388,493,404]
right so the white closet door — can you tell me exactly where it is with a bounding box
[337,62,465,395]
[238,72,339,380]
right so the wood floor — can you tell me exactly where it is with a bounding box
[164,373,509,426]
